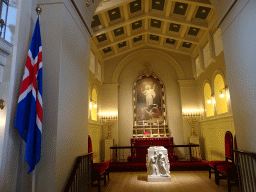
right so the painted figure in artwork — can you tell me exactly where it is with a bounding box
[141,84,156,107]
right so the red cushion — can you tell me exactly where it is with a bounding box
[216,163,236,173]
[92,166,106,175]
[93,162,110,169]
[208,161,232,168]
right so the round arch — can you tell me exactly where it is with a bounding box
[111,49,185,84]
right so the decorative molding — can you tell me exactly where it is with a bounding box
[111,48,185,83]
[177,80,197,88]
[0,38,12,83]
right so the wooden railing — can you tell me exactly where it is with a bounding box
[234,150,256,192]
[64,153,92,192]
[110,144,200,162]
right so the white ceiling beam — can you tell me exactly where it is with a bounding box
[175,41,182,50]
[180,26,188,38]
[147,43,191,55]
[186,4,197,21]
[129,38,133,48]
[161,21,168,34]
[94,13,208,37]
[107,31,114,43]
[99,12,109,27]
[165,0,173,17]
[123,3,130,21]
[112,44,118,53]
[148,30,198,44]
[126,24,132,36]
[160,36,165,46]
[97,30,198,51]
[145,0,150,13]
[174,0,213,8]
[145,17,149,30]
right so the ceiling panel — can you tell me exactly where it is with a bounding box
[150,34,159,41]
[182,42,192,48]
[91,15,101,28]
[188,27,200,36]
[133,35,143,42]
[152,0,165,11]
[169,23,181,32]
[132,20,143,30]
[103,47,112,53]
[96,33,107,43]
[173,2,188,15]
[166,38,176,45]
[195,6,211,20]
[113,27,125,37]
[118,41,127,48]
[151,19,162,28]
[130,0,142,13]
[108,7,121,21]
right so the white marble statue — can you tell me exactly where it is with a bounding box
[147,146,171,182]
[149,150,159,175]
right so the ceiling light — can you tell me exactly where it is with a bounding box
[173,25,177,27]
[193,28,197,31]
[202,10,206,13]
[117,29,121,32]
[135,22,139,25]
[92,18,95,21]
[156,1,160,4]
[179,5,184,9]
[154,21,158,24]
[134,3,138,6]
[99,36,102,38]
[112,11,116,14]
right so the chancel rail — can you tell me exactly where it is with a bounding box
[110,144,199,162]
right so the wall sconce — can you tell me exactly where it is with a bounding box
[219,88,225,98]
[207,97,212,104]
[93,103,97,108]
[0,99,5,110]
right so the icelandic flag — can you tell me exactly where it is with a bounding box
[15,17,43,173]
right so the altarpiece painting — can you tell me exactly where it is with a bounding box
[133,72,166,125]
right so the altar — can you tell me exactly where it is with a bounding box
[130,137,177,163]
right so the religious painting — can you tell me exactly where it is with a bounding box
[133,73,166,123]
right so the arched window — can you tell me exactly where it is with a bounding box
[214,74,228,114]
[91,88,97,121]
[204,83,214,117]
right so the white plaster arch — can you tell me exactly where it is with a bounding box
[111,49,185,84]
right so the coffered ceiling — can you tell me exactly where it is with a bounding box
[91,0,217,60]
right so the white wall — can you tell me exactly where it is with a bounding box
[116,49,185,148]
[220,0,256,152]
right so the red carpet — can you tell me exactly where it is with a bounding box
[110,160,208,172]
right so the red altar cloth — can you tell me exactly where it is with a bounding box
[130,137,176,163]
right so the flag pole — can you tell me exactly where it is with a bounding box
[32,6,42,192]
